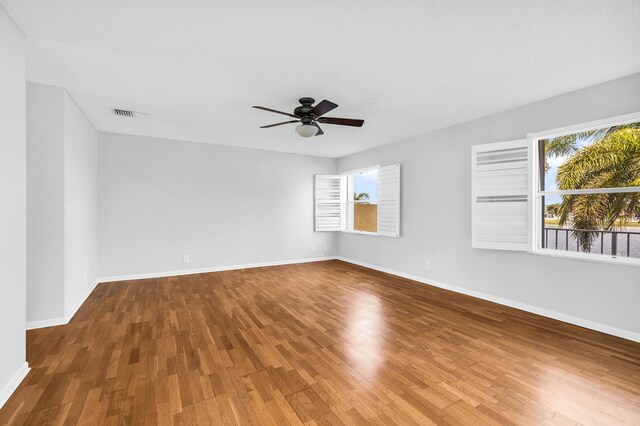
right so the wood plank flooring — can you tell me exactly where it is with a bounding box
[1,260,639,425]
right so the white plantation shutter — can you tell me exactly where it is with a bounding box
[315,175,343,232]
[377,164,401,237]
[472,140,530,251]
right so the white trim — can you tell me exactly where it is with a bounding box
[527,111,640,140]
[98,256,335,283]
[342,230,379,236]
[27,258,334,330]
[533,248,640,267]
[26,278,100,330]
[528,137,537,252]
[0,362,30,410]
[339,164,381,176]
[336,256,640,343]
[26,316,67,330]
[541,187,640,196]
[25,255,640,343]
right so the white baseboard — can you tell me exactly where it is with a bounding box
[26,257,334,330]
[0,362,30,410]
[26,255,640,343]
[336,256,640,343]
[26,278,99,330]
[25,316,67,330]
[97,256,336,283]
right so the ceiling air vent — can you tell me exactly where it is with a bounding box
[113,108,135,118]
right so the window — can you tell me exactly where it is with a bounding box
[314,164,400,237]
[534,117,640,262]
[471,112,640,265]
[344,167,379,234]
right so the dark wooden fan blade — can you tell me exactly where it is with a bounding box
[310,100,338,117]
[320,117,364,127]
[313,123,324,136]
[253,106,298,118]
[260,120,299,128]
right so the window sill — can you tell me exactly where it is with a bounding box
[341,230,379,236]
[530,248,640,267]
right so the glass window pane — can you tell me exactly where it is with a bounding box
[354,203,377,233]
[541,122,640,191]
[353,169,377,202]
[542,195,640,258]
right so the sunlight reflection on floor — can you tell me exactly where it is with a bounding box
[345,291,385,376]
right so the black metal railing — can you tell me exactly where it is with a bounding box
[544,227,640,258]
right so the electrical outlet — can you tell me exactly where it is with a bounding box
[425,261,431,271]
[323,245,328,252]
[183,255,190,263]
[310,244,316,252]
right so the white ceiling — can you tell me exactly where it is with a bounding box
[3,1,640,158]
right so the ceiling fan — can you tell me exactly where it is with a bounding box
[253,97,364,138]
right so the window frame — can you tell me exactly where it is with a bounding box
[528,111,640,266]
[340,165,381,236]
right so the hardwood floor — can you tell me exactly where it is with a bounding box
[1,260,639,425]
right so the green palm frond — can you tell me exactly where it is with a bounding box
[354,192,370,201]
[545,135,578,158]
[554,126,640,252]
[556,129,640,190]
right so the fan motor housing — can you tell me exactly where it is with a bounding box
[294,97,316,118]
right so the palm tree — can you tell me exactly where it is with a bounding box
[549,126,640,251]
[543,122,640,170]
[545,203,561,218]
[354,192,370,202]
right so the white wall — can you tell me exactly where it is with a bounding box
[98,133,337,278]
[63,91,98,316]
[337,72,640,339]
[0,5,28,408]
[26,83,65,322]
[25,83,98,326]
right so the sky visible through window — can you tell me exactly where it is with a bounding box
[354,169,377,201]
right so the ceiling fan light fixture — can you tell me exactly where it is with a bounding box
[254,98,364,137]
[295,123,318,138]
